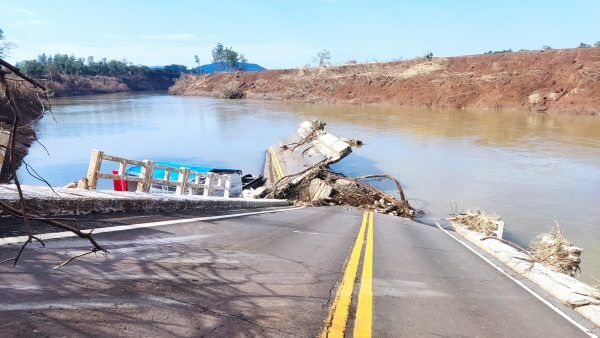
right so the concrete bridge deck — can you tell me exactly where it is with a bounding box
[0,206,597,337]
[0,184,288,216]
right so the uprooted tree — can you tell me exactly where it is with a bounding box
[0,58,108,267]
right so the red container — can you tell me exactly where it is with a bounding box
[112,170,129,192]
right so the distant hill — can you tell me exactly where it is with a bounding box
[150,62,266,74]
[192,62,266,74]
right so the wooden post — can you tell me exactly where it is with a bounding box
[84,149,104,190]
[118,160,127,176]
[136,160,155,193]
[203,173,214,197]
[175,167,190,195]
[224,175,232,198]
[163,169,170,183]
[0,129,10,176]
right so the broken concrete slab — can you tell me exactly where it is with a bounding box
[263,120,353,186]
[0,184,288,216]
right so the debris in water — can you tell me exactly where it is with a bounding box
[261,165,414,217]
[450,209,504,237]
[530,223,583,277]
[258,119,414,217]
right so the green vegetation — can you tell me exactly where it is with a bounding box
[595,41,600,48]
[210,43,247,71]
[0,28,12,58]
[484,49,513,54]
[579,42,592,48]
[16,54,179,78]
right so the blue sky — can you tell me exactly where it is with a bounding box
[1,0,599,69]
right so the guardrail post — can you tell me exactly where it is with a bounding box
[136,160,155,193]
[83,149,103,190]
[0,129,10,176]
[496,221,505,239]
[203,172,214,197]
[118,160,127,176]
[175,167,190,195]
[224,175,232,198]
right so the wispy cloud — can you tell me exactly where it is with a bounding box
[141,33,197,41]
[17,8,35,16]
[15,19,49,26]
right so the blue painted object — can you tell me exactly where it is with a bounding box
[126,161,214,181]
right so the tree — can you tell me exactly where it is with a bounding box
[0,28,13,58]
[209,43,247,71]
[314,49,331,67]
[212,43,225,71]
[0,28,5,57]
[595,41,600,48]
[578,42,592,48]
[224,47,239,70]
[194,55,200,67]
[542,45,552,50]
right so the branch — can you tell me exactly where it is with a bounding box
[53,248,104,270]
[0,58,46,90]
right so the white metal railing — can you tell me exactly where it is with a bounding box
[78,150,231,197]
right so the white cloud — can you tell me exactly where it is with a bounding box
[141,33,197,41]
[17,8,35,16]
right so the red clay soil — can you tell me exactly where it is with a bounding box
[170,48,600,115]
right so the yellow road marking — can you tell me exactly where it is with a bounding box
[321,211,369,338]
[353,211,373,337]
[268,146,284,179]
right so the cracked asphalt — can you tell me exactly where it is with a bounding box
[0,207,595,337]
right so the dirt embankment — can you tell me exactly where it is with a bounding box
[48,73,177,97]
[0,74,46,182]
[170,48,600,115]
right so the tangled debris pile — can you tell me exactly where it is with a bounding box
[0,67,49,182]
[259,119,414,217]
[451,209,583,277]
[530,223,583,277]
[262,166,414,217]
[450,209,504,237]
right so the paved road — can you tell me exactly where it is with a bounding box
[0,207,596,337]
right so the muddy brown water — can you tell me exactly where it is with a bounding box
[18,91,600,284]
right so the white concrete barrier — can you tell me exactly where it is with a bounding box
[452,223,600,326]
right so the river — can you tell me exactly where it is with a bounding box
[18,91,600,284]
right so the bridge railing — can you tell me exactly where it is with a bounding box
[78,149,231,197]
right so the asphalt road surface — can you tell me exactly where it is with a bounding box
[0,207,597,337]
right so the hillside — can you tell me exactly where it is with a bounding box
[170,48,600,115]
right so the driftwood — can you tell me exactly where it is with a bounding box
[264,165,414,217]
[530,223,583,277]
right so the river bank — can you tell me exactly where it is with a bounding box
[170,48,600,115]
[48,73,177,97]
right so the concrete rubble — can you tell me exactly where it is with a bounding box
[259,120,414,217]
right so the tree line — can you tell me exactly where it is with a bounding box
[16,54,179,78]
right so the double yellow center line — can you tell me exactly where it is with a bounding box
[321,211,374,338]
[268,146,285,180]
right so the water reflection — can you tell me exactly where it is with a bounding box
[20,92,600,283]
